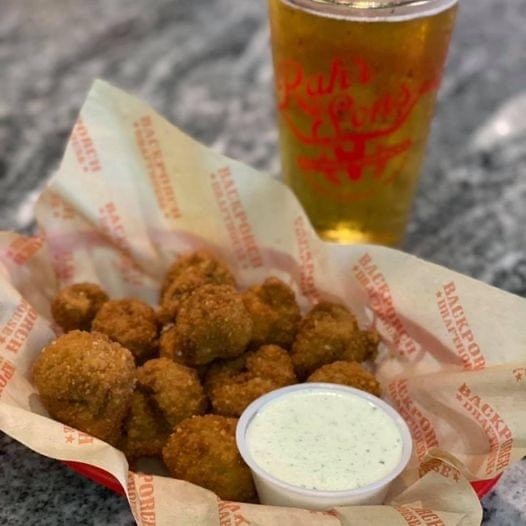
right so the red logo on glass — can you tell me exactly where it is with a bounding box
[277,57,438,200]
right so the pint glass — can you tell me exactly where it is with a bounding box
[268,0,458,245]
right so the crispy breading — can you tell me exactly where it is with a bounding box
[159,251,236,323]
[92,299,159,362]
[174,284,252,366]
[158,324,186,364]
[137,358,207,427]
[205,345,297,417]
[159,325,209,378]
[291,302,379,378]
[307,361,381,397]
[341,326,380,364]
[242,277,301,349]
[51,282,108,332]
[32,330,136,445]
[162,415,256,502]
[119,391,171,459]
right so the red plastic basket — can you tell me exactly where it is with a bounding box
[63,460,501,500]
[471,475,502,499]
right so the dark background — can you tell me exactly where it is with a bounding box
[0,0,525,524]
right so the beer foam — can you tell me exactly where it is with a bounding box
[282,0,458,22]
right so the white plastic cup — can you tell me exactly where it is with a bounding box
[236,383,412,510]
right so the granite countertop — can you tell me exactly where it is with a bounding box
[1,0,525,524]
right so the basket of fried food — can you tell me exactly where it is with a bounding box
[33,250,381,503]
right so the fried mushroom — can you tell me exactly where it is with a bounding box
[291,302,379,378]
[92,299,159,362]
[206,345,297,417]
[174,284,252,366]
[51,282,108,332]
[162,415,256,502]
[33,330,135,445]
[242,277,301,349]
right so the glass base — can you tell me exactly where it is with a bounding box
[316,223,402,247]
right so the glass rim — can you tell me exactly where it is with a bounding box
[283,0,458,20]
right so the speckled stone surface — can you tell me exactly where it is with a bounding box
[0,0,524,524]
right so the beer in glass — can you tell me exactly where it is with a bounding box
[268,0,458,245]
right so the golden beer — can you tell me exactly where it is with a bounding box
[268,0,458,245]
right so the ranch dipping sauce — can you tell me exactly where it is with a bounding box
[237,383,412,509]
[247,388,402,491]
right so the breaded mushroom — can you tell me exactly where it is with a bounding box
[119,390,171,460]
[162,415,256,502]
[291,302,379,378]
[158,325,208,378]
[51,283,108,332]
[205,345,297,417]
[242,277,301,349]
[307,361,381,397]
[159,324,186,364]
[340,325,380,364]
[33,331,135,445]
[92,299,158,362]
[160,251,234,297]
[137,358,207,428]
[174,284,252,366]
[159,251,236,323]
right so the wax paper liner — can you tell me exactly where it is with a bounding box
[0,80,525,526]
